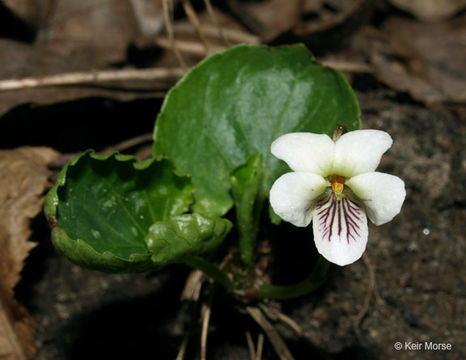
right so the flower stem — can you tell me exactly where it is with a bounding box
[184,256,235,290]
[257,256,331,300]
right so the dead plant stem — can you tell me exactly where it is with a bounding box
[175,334,190,360]
[246,307,295,360]
[204,0,230,45]
[256,333,264,360]
[200,301,212,360]
[246,331,256,360]
[353,253,377,338]
[182,0,209,53]
[162,0,187,68]
[0,68,185,91]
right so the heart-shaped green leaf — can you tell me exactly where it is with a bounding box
[45,151,195,272]
[145,213,232,267]
[153,44,360,217]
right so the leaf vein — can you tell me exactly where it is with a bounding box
[263,74,300,186]
[72,197,133,245]
[100,177,146,234]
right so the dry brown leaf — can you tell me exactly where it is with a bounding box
[389,0,466,22]
[36,0,136,67]
[0,285,36,360]
[292,0,375,51]
[0,0,138,77]
[244,0,302,41]
[129,0,165,41]
[0,146,59,292]
[0,0,143,116]
[355,16,466,104]
[0,146,59,360]
[2,0,51,26]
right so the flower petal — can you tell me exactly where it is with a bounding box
[270,172,329,227]
[345,172,406,226]
[271,132,334,175]
[332,130,393,177]
[312,194,368,266]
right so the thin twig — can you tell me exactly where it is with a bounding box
[176,299,201,360]
[174,22,259,44]
[362,253,384,306]
[102,133,153,154]
[219,248,238,270]
[320,60,373,73]
[182,0,209,53]
[49,132,154,169]
[175,334,190,360]
[134,146,153,161]
[245,331,256,360]
[163,0,187,68]
[353,253,377,338]
[181,269,205,302]
[204,0,230,45]
[258,303,302,335]
[0,59,371,93]
[247,307,295,360]
[200,302,212,360]
[0,67,185,91]
[155,37,225,56]
[276,313,302,335]
[256,333,264,360]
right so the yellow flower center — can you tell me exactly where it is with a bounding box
[330,175,346,200]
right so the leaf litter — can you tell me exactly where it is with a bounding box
[0,147,59,360]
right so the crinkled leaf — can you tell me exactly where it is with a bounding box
[45,151,194,273]
[145,214,232,267]
[153,44,360,217]
[230,153,263,264]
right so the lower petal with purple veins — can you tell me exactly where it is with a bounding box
[312,193,368,266]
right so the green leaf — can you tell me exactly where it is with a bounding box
[153,44,361,217]
[45,151,194,273]
[269,206,282,225]
[145,214,232,267]
[230,153,263,264]
[258,255,331,299]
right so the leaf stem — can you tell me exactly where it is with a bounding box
[184,256,235,290]
[257,256,331,300]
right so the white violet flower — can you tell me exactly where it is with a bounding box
[269,129,406,266]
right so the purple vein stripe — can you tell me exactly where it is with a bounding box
[316,193,362,244]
